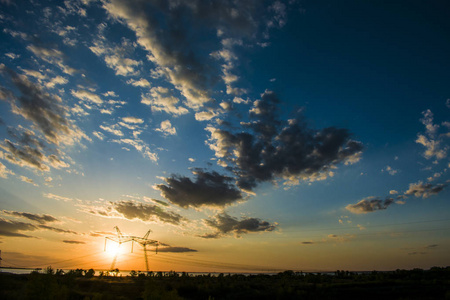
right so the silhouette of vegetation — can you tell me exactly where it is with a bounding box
[0,266,449,299]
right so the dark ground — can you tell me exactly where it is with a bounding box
[1,267,449,299]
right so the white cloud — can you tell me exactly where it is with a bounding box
[0,161,15,178]
[141,87,188,116]
[127,78,151,87]
[45,76,68,89]
[44,193,73,202]
[195,110,219,121]
[93,131,105,140]
[122,116,144,124]
[155,120,176,136]
[19,175,38,186]
[71,89,103,105]
[100,124,123,136]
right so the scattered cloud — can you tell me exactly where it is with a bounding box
[0,66,88,146]
[122,116,144,124]
[1,210,58,224]
[405,181,448,198]
[71,89,104,105]
[0,217,37,238]
[0,217,76,237]
[415,109,448,160]
[155,170,243,208]
[346,197,395,214]
[62,240,85,244]
[19,175,37,186]
[43,193,73,202]
[155,120,176,136]
[0,161,14,178]
[200,212,277,238]
[206,90,363,191]
[127,78,151,88]
[84,200,186,225]
[26,44,77,75]
[382,165,398,176]
[141,87,189,116]
[157,246,197,253]
[100,124,124,137]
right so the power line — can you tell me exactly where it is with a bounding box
[282,218,450,233]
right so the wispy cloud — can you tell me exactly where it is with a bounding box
[1,210,58,224]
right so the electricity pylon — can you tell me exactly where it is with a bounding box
[104,227,161,272]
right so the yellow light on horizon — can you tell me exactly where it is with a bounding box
[104,242,127,258]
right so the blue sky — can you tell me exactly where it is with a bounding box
[0,0,449,272]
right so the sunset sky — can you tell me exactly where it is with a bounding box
[0,0,449,273]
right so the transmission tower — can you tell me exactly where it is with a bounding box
[104,227,161,272]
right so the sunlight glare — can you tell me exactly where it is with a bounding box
[104,242,125,258]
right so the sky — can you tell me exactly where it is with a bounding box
[0,0,449,273]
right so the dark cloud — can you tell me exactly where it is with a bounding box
[0,66,71,145]
[113,200,186,225]
[155,170,243,208]
[207,90,363,190]
[157,246,197,253]
[405,181,448,198]
[37,224,78,235]
[408,252,427,255]
[0,216,78,238]
[301,241,314,245]
[0,138,49,171]
[346,197,394,214]
[62,240,85,244]
[1,210,58,224]
[0,218,37,238]
[201,212,277,238]
[426,244,438,249]
[0,66,86,171]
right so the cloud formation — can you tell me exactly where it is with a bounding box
[113,200,185,225]
[0,66,87,146]
[346,197,395,214]
[415,109,448,160]
[405,181,448,198]
[102,0,293,112]
[84,200,186,225]
[1,210,58,224]
[0,217,77,237]
[200,212,277,238]
[155,170,243,208]
[0,218,37,238]
[62,240,85,244]
[157,246,197,253]
[207,90,363,190]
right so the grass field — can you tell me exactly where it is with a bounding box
[1,267,449,299]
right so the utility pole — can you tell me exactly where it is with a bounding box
[104,228,161,272]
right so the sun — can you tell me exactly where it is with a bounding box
[104,242,126,258]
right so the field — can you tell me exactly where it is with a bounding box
[1,267,449,299]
